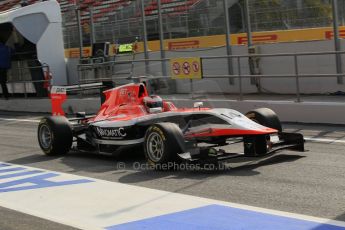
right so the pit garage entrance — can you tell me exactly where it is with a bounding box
[0,0,67,96]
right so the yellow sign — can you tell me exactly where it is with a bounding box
[170,57,202,79]
[119,44,133,53]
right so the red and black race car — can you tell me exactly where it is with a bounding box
[37,83,304,167]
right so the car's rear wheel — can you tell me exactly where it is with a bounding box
[144,123,185,170]
[38,116,73,156]
[245,108,282,132]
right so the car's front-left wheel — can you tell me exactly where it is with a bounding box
[38,116,73,156]
[144,123,185,169]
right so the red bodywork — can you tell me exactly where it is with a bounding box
[93,84,209,121]
[92,84,277,138]
[52,83,277,138]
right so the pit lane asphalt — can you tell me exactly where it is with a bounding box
[0,111,345,229]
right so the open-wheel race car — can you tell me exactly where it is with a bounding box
[37,83,304,168]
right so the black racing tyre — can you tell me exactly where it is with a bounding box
[245,108,282,132]
[144,123,185,169]
[37,116,73,156]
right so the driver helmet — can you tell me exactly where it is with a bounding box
[143,95,163,112]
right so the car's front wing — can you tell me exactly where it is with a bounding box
[177,132,305,163]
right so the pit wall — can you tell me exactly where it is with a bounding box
[66,39,345,94]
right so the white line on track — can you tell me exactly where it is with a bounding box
[0,118,40,123]
[304,137,345,144]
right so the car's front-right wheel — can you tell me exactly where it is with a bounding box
[245,108,282,132]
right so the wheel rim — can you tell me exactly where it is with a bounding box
[39,124,52,149]
[146,132,164,162]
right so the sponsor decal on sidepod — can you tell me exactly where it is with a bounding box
[96,127,127,138]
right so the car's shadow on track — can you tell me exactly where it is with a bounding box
[227,154,305,174]
[6,148,305,182]
[7,153,60,165]
[60,148,147,174]
[117,153,306,184]
[333,212,345,222]
[7,149,141,174]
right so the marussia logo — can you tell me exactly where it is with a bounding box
[56,87,66,93]
[96,127,127,137]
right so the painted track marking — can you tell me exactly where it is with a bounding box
[0,162,345,230]
[0,117,40,123]
[304,137,345,144]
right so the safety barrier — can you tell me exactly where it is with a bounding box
[76,50,345,102]
[77,56,169,84]
[201,50,345,102]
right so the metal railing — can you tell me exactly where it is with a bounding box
[77,55,169,84]
[76,50,345,102]
[201,50,345,102]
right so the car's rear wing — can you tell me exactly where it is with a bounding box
[50,82,112,116]
[51,86,67,116]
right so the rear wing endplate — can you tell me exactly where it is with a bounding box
[50,82,108,116]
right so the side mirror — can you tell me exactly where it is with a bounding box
[194,102,203,109]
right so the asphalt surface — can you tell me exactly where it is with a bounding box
[1,112,345,229]
[0,207,78,230]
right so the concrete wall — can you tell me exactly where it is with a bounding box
[65,39,345,94]
[258,40,345,94]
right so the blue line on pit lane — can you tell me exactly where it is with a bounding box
[0,170,43,179]
[106,205,345,230]
[0,167,25,173]
[0,164,94,193]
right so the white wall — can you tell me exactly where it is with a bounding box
[0,0,68,85]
